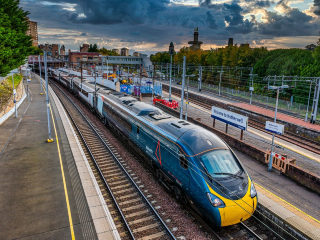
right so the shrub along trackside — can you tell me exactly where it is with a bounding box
[0,73,23,111]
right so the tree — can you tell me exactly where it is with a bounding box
[88,44,98,52]
[0,0,33,76]
[98,47,120,56]
[30,46,43,55]
[317,31,320,46]
[313,46,320,63]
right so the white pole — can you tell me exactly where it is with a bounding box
[12,73,17,117]
[268,88,279,171]
[305,81,312,122]
[185,76,189,120]
[44,51,53,142]
[180,56,186,119]
[169,54,172,101]
[39,55,43,94]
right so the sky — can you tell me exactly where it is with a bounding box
[20,0,320,56]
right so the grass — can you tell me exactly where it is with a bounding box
[0,73,23,111]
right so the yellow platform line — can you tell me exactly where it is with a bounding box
[255,183,320,225]
[39,77,75,240]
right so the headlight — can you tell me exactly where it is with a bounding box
[250,183,257,198]
[206,193,225,208]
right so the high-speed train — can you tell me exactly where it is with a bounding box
[49,68,257,227]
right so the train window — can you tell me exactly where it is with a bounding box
[137,126,140,134]
[179,151,188,169]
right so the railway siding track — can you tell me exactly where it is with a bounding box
[51,82,175,240]
[167,86,320,156]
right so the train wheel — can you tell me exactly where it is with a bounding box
[173,187,181,201]
[156,169,162,180]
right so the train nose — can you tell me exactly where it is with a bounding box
[219,196,257,227]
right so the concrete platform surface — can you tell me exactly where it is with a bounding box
[0,76,118,240]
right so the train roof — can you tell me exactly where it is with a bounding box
[115,96,228,153]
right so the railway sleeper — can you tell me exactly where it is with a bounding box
[118,198,141,206]
[131,223,160,234]
[122,203,145,211]
[111,183,130,191]
[117,193,138,200]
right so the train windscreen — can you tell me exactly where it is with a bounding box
[200,149,243,179]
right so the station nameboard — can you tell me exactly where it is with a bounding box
[211,106,248,131]
[265,121,284,135]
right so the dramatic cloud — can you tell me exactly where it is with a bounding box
[68,0,170,25]
[20,0,319,53]
[259,6,317,36]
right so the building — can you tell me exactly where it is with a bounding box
[26,18,38,47]
[228,38,233,47]
[52,44,59,55]
[306,44,317,51]
[112,49,119,54]
[188,27,203,50]
[39,43,65,55]
[60,45,65,55]
[68,50,100,64]
[121,48,129,56]
[80,44,89,52]
[133,52,140,57]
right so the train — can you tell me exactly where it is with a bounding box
[48,68,257,227]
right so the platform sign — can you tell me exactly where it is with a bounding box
[265,121,284,135]
[211,106,248,131]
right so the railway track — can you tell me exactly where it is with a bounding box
[50,82,175,240]
[165,85,320,156]
[45,75,279,240]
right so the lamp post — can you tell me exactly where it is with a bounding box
[11,69,19,118]
[169,42,174,102]
[267,85,289,171]
[106,56,109,81]
[39,55,43,94]
[249,73,258,105]
[44,51,53,142]
[26,67,31,101]
[218,68,224,96]
[185,74,195,120]
[180,56,186,119]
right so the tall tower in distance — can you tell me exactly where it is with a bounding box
[228,38,234,47]
[188,27,203,50]
[26,18,38,47]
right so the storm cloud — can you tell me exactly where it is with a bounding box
[19,0,319,53]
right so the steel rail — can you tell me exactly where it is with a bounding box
[51,83,135,239]
[50,80,176,240]
[240,222,263,240]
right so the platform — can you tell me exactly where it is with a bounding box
[161,81,320,132]
[0,76,119,239]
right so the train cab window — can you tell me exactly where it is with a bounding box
[137,126,140,134]
[179,151,188,169]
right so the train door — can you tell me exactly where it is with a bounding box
[175,150,190,190]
